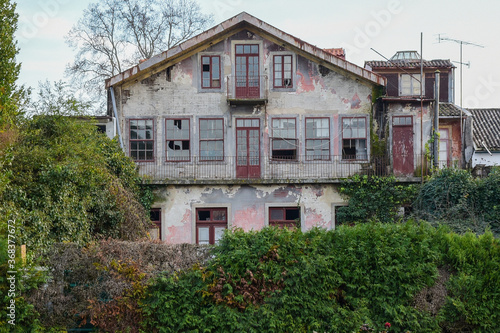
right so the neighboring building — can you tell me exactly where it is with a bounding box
[468,108,500,168]
[438,103,471,168]
[105,12,390,243]
[365,51,467,173]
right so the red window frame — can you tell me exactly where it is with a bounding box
[199,118,224,161]
[271,118,297,161]
[341,117,367,160]
[166,118,190,162]
[201,55,221,89]
[269,207,300,229]
[305,117,330,161]
[273,55,293,88]
[150,208,161,240]
[129,118,154,162]
[196,208,227,244]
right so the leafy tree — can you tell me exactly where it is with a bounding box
[0,0,27,128]
[65,0,213,107]
[0,82,151,254]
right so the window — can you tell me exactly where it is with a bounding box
[342,117,367,160]
[150,208,161,240]
[269,207,300,229]
[271,118,297,160]
[305,118,330,160]
[129,119,154,161]
[166,119,190,161]
[196,208,227,244]
[199,118,224,161]
[201,56,220,88]
[273,55,292,88]
[400,74,421,96]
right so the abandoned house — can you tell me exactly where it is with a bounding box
[365,51,471,173]
[104,12,411,243]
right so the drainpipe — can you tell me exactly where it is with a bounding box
[109,87,124,149]
[433,70,440,169]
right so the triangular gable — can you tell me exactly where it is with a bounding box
[105,12,385,88]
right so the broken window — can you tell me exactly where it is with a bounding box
[199,118,224,161]
[196,208,227,244]
[166,119,190,161]
[342,117,367,160]
[271,118,297,160]
[269,207,300,229]
[400,74,421,96]
[201,55,221,88]
[305,118,330,160]
[273,55,293,88]
[129,119,154,161]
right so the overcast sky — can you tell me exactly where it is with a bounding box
[16,0,500,109]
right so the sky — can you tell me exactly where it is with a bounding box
[15,0,500,109]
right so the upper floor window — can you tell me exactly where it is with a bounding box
[273,55,292,88]
[166,119,190,161]
[271,118,297,160]
[305,118,330,160]
[342,117,367,160]
[129,119,154,161]
[199,118,224,161]
[201,55,221,88]
[400,74,421,96]
[196,207,227,244]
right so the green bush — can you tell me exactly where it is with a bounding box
[141,223,450,332]
[337,175,418,224]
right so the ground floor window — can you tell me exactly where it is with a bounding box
[269,207,300,229]
[196,207,227,244]
[150,208,161,240]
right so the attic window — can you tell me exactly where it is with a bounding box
[273,55,293,88]
[201,56,221,88]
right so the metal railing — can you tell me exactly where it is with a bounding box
[226,75,268,100]
[136,155,403,183]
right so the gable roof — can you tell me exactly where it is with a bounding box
[105,12,384,88]
[468,108,500,151]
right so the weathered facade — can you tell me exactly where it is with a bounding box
[365,51,467,172]
[106,12,386,243]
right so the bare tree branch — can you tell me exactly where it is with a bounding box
[65,0,213,113]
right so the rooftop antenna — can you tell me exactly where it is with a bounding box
[437,34,484,166]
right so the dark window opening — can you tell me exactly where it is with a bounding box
[96,125,106,133]
[150,208,161,240]
[269,207,300,229]
[197,210,211,221]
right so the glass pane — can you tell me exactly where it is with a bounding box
[275,56,282,64]
[212,209,226,221]
[214,227,225,244]
[236,119,244,127]
[244,45,250,53]
[236,45,243,54]
[198,227,209,244]
[270,208,283,221]
[251,45,258,54]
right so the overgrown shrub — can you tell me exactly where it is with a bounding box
[28,240,211,330]
[415,167,500,236]
[141,223,449,332]
[337,175,418,224]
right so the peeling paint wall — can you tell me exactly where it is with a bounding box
[116,29,373,164]
[152,184,344,244]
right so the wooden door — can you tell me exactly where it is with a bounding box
[392,116,414,176]
[236,118,260,178]
[235,44,259,98]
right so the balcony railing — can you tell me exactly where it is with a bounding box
[136,155,425,184]
[226,75,268,104]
